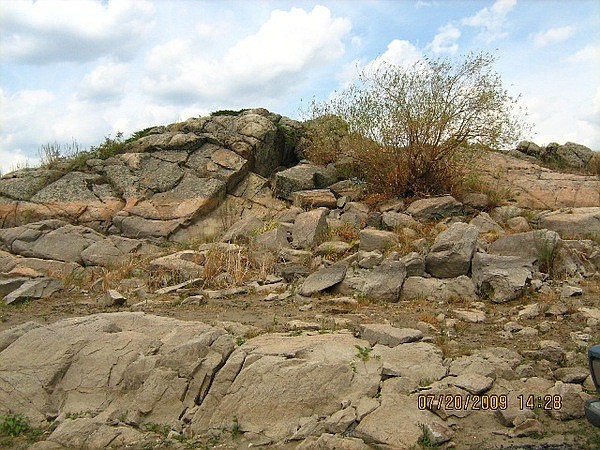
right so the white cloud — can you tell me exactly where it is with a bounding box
[462,0,516,42]
[532,26,574,47]
[365,40,423,73]
[76,62,129,103]
[428,24,461,54]
[143,5,352,104]
[568,44,600,63]
[0,0,155,64]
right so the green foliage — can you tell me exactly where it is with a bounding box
[416,423,439,449]
[143,421,171,437]
[0,413,30,437]
[235,337,246,346]
[210,109,246,116]
[310,52,529,197]
[354,345,372,362]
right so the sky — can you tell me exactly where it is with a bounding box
[1,0,599,175]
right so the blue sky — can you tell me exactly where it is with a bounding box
[1,0,599,174]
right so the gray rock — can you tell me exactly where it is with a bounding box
[469,212,504,234]
[539,207,600,239]
[339,202,369,228]
[488,229,560,271]
[546,381,592,420]
[359,228,398,252]
[381,211,418,229]
[273,164,337,200]
[560,285,583,298]
[292,189,338,209]
[399,252,425,277]
[0,277,30,297]
[552,239,600,278]
[461,192,492,211]
[360,324,423,347]
[105,289,127,306]
[373,342,447,382]
[401,276,475,301]
[405,195,463,220]
[0,167,64,201]
[448,373,494,394]
[363,260,406,302]
[471,253,533,303]
[506,216,530,232]
[221,215,264,244]
[3,278,63,304]
[299,263,347,296]
[516,140,543,158]
[292,208,329,249]
[425,222,478,278]
[552,142,595,168]
[329,179,366,201]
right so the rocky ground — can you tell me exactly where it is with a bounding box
[1,109,599,449]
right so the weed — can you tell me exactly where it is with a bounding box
[330,223,360,243]
[354,345,372,362]
[235,337,246,346]
[0,413,30,437]
[229,417,241,439]
[210,109,246,116]
[416,423,439,449]
[143,422,171,437]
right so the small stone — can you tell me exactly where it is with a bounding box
[516,327,538,337]
[561,285,583,298]
[360,324,423,347]
[546,302,568,316]
[180,294,205,305]
[286,320,320,331]
[494,407,535,427]
[453,309,486,323]
[509,418,543,437]
[504,321,522,332]
[105,289,127,306]
[518,303,543,319]
[449,373,494,394]
[553,367,589,384]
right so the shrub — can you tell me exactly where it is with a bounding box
[589,152,600,176]
[310,52,529,198]
[298,114,350,165]
[0,413,30,437]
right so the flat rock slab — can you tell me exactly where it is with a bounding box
[3,277,63,304]
[405,196,463,220]
[539,207,600,239]
[299,263,347,296]
[0,312,234,432]
[360,324,423,347]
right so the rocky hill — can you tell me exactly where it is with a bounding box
[0,109,599,449]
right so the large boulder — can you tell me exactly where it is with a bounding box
[401,276,476,301]
[190,331,381,442]
[292,208,329,249]
[547,142,594,169]
[0,109,300,240]
[0,313,234,432]
[405,196,463,221]
[363,260,407,302]
[488,229,560,271]
[471,253,533,303]
[273,163,337,201]
[425,222,478,278]
[0,220,151,267]
[299,262,348,296]
[538,207,600,239]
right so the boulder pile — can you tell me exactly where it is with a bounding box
[0,109,599,449]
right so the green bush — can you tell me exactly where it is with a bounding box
[310,52,529,198]
[0,413,30,437]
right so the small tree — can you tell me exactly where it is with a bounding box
[310,52,529,196]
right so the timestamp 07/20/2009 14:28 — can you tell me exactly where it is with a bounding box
[417,393,563,411]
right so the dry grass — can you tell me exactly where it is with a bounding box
[330,223,360,244]
[202,244,276,289]
[589,153,600,176]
